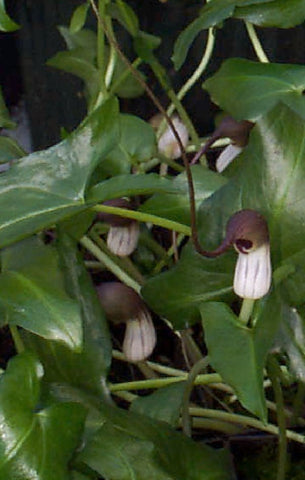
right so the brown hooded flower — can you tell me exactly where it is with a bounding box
[200,209,272,299]
[97,198,139,257]
[97,282,156,362]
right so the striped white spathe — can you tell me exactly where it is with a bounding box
[123,308,156,362]
[107,221,140,257]
[233,243,271,299]
[216,144,243,172]
[158,116,189,160]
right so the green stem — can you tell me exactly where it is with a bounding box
[97,0,107,93]
[180,330,203,365]
[189,408,305,445]
[183,417,243,435]
[105,18,117,89]
[166,88,200,147]
[9,325,25,354]
[153,233,185,274]
[267,356,287,480]
[109,57,142,96]
[239,298,255,326]
[109,372,222,392]
[112,349,188,377]
[90,229,145,285]
[138,231,169,261]
[149,61,200,148]
[158,28,216,146]
[92,205,191,236]
[181,357,210,437]
[80,235,141,293]
[245,22,269,63]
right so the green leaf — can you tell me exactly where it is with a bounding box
[111,57,145,99]
[0,237,83,350]
[23,234,111,397]
[235,0,305,28]
[172,0,288,68]
[0,352,86,480]
[172,0,234,70]
[130,383,186,427]
[276,305,305,382]
[98,114,156,176]
[58,26,97,59]
[0,0,19,31]
[142,244,235,329]
[140,165,227,225]
[107,0,139,36]
[134,31,162,63]
[47,48,99,102]
[0,97,119,248]
[0,86,15,129]
[87,173,180,204]
[78,404,233,480]
[0,136,26,163]
[203,58,305,121]
[70,2,90,33]
[200,292,282,420]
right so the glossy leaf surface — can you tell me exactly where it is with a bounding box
[24,234,112,397]
[141,166,227,225]
[0,237,83,350]
[235,0,305,27]
[99,114,156,176]
[200,292,282,420]
[78,404,233,480]
[87,173,181,203]
[0,97,119,248]
[142,245,235,329]
[203,58,305,121]
[0,352,86,480]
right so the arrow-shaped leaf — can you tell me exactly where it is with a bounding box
[0,237,83,350]
[0,352,86,480]
[0,97,119,249]
[204,58,305,121]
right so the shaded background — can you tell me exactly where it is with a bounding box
[1,0,305,150]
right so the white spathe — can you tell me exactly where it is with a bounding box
[107,221,140,256]
[233,243,272,299]
[123,308,156,362]
[216,144,243,172]
[158,116,189,159]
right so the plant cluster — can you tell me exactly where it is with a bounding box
[0,0,305,479]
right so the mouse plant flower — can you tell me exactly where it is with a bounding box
[215,117,254,172]
[228,210,272,299]
[97,282,156,362]
[201,209,271,300]
[97,198,139,257]
[191,116,254,170]
[157,115,189,159]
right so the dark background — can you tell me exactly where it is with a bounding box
[1,0,305,150]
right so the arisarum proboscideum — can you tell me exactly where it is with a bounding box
[199,209,272,301]
[191,116,254,171]
[96,198,139,257]
[97,282,156,363]
[157,115,189,160]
